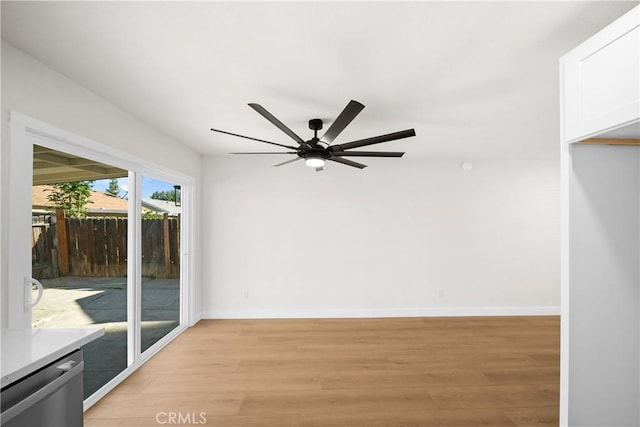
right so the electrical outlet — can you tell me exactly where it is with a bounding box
[242,290,249,300]
[437,288,445,298]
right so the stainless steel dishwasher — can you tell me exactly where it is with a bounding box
[1,349,84,427]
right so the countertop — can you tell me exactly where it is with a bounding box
[1,327,104,388]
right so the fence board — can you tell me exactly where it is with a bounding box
[95,219,105,276]
[170,216,181,277]
[55,210,69,275]
[67,218,79,275]
[119,218,128,276]
[86,219,96,275]
[106,219,117,277]
[31,217,58,279]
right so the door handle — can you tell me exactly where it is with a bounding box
[24,277,44,311]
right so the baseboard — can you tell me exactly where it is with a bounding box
[189,312,202,326]
[201,306,560,319]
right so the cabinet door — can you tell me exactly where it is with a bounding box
[561,6,639,142]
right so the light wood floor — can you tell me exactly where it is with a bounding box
[84,316,559,427]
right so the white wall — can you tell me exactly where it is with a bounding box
[1,41,201,174]
[201,155,560,318]
[1,41,203,326]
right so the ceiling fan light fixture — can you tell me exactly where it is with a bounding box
[305,157,326,168]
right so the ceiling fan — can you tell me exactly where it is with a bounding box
[210,100,416,171]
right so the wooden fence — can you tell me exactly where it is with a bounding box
[32,211,180,280]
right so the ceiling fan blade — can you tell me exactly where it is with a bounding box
[211,128,298,150]
[230,152,298,154]
[273,157,302,167]
[328,157,367,169]
[321,100,365,144]
[329,129,416,152]
[331,151,404,158]
[248,103,305,145]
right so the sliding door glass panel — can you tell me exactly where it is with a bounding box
[140,176,181,353]
[31,145,130,398]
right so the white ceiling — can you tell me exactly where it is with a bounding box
[2,1,637,159]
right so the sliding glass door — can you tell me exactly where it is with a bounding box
[140,176,181,353]
[31,145,130,398]
[6,112,192,406]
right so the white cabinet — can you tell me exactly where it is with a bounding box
[561,6,640,143]
[560,5,640,427]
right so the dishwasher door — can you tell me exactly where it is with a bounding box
[1,349,84,427]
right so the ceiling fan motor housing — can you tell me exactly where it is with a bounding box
[301,147,330,160]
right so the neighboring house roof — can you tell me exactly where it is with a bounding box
[141,198,181,216]
[32,185,129,214]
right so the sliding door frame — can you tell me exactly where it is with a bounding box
[4,111,197,409]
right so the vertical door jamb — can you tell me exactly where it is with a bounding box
[4,115,35,329]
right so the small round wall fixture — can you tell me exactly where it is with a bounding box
[461,161,473,171]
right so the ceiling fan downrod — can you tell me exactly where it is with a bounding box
[308,118,323,141]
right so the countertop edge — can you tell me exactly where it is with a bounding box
[1,327,104,388]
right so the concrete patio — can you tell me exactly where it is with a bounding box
[33,276,179,398]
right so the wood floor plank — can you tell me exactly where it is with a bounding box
[482,366,560,386]
[504,406,560,427]
[237,357,393,373]
[238,388,437,416]
[83,417,174,427]
[300,409,518,427]
[389,354,545,371]
[428,384,558,409]
[141,372,323,394]
[85,392,243,419]
[202,414,301,427]
[321,368,491,390]
[84,316,560,427]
